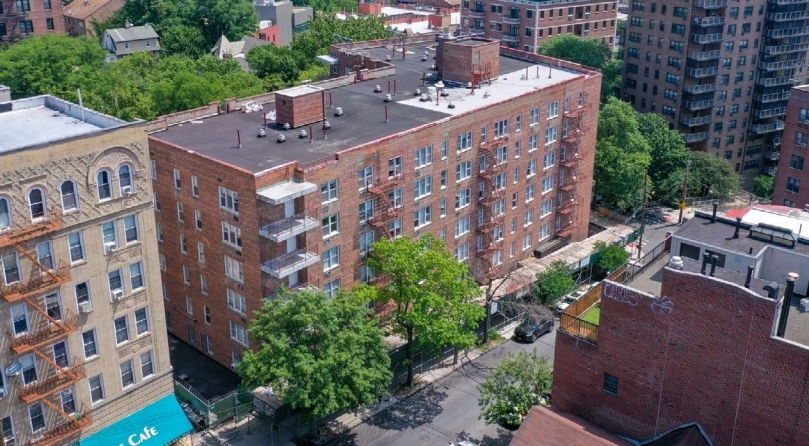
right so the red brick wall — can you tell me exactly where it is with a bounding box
[773,87,809,208]
[1,0,65,39]
[258,24,281,45]
[438,39,501,85]
[275,90,325,129]
[553,268,809,445]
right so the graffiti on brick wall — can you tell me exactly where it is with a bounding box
[651,296,674,315]
[603,282,640,306]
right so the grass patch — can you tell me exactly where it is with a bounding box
[477,329,506,352]
[581,305,601,325]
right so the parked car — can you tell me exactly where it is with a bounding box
[514,316,554,343]
[556,296,577,314]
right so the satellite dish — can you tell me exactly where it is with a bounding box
[6,361,22,377]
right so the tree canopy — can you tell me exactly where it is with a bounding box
[638,113,689,200]
[367,235,484,387]
[477,350,553,426]
[686,151,741,198]
[239,288,392,430]
[753,174,774,200]
[594,241,630,277]
[538,35,621,101]
[532,260,575,306]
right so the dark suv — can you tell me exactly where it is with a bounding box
[514,317,554,343]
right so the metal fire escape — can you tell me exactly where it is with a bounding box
[556,106,590,239]
[0,208,92,446]
[1,0,24,42]
[475,140,507,281]
[366,168,404,240]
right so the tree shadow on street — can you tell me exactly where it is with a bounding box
[457,428,514,446]
[365,386,448,431]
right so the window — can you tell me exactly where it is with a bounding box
[526,185,536,202]
[540,222,552,239]
[102,221,118,252]
[457,131,473,152]
[221,222,242,247]
[527,159,537,177]
[456,188,472,210]
[530,108,539,125]
[665,73,680,85]
[120,360,135,388]
[543,152,556,169]
[89,375,104,403]
[230,320,249,346]
[0,197,10,230]
[792,155,805,171]
[542,175,555,194]
[185,295,194,315]
[126,262,143,292]
[440,199,447,217]
[388,156,403,178]
[118,165,133,196]
[541,200,553,217]
[108,269,124,299]
[228,289,247,315]
[324,279,341,298]
[456,161,472,182]
[11,304,27,335]
[36,241,54,270]
[64,232,84,264]
[455,216,471,238]
[59,180,79,211]
[224,256,244,282]
[388,219,403,238]
[603,373,619,395]
[195,210,202,230]
[2,253,20,285]
[495,173,507,190]
[415,146,433,168]
[547,101,559,119]
[176,202,185,223]
[180,234,187,254]
[198,242,205,263]
[414,176,433,199]
[441,139,449,158]
[173,169,182,189]
[200,274,208,295]
[455,242,470,261]
[27,188,45,221]
[495,146,508,164]
[323,246,340,271]
[494,119,509,138]
[140,351,154,378]
[321,179,338,203]
[29,403,45,433]
[358,166,374,189]
[154,193,160,211]
[529,134,538,152]
[20,354,37,385]
[97,170,112,200]
[219,187,239,214]
[545,126,558,145]
[322,214,339,238]
[201,334,214,355]
[83,330,97,358]
[114,316,129,344]
[359,199,374,224]
[414,206,432,228]
[121,214,139,244]
[524,209,535,226]
[360,231,375,254]
[389,188,403,208]
[787,177,801,194]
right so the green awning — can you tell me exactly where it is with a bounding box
[81,394,193,446]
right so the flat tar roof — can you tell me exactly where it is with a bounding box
[0,95,129,153]
[676,214,809,257]
[150,40,584,173]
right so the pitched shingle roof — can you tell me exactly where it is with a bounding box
[105,24,159,42]
[511,406,633,446]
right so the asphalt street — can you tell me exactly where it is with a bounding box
[332,329,557,446]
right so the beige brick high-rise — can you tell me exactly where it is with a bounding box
[0,93,178,445]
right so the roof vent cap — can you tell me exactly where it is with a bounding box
[668,256,684,270]
[334,107,344,116]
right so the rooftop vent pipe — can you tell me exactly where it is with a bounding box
[709,255,719,277]
[733,217,742,239]
[776,272,799,338]
[744,265,754,289]
[700,252,710,275]
[711,201,718,223]
[668,256,684,270]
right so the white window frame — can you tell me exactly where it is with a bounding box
[219,187,240,214]
[140,350,154,378]
[414,176,432,200]
[456,161,472,182]
[229,320,249,347]
[191,175,199,197]
[227,289,247,315]
[186,295,194,315]
[114,315,129,344]
[123,214,139,244]
[414,206,432,229]
[129,261,144,291]
[358,166,374,190]
[120,359,135,389]
[322,214,339,238]
[415,145,433,168]
[323,246,340,271]
[60,180,79,212]
[359,199,375,224]
[222,221,242,248]
[174,169,182,190]
[224,256,244,283]
[321,179,338,203]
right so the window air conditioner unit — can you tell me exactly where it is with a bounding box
[121,186,132,196]
[802,143,807,148]
[111,290,124,301]
[104,242,117,253]
[78,302,93,314]
[231,363,238,371]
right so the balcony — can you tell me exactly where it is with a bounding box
[262,249,320,279]
[768,0,808,5]
[690,33,724,44]
[765,27,809,38]
[687,50,721,61]
[20,362,86,404]
[694,0,728,9]
[685,132,710,142]
[260,215,319,243]
[773,137,783,147]
[757,76,800,87]
[685,66,719,78]
[0,210,63,249]
[467,9,486,18]
[503,15,521,24]
[766,11,809,21]
[560,152,583,167]
[680,115,713,127]
[751,121,785,134]
[752,107,787,118]
[257,181,317,205]
[25,405,92,446]
[10,312,79,355]
[0,265,70,303]
[763,43,809,55]
[765,151,781,161]
[501,33,520,43]
[683,83,717,94]
[563,105,589,119]
[762,166,778,175]
[759,58,807,71]
[682,99,715,110]
[557,198,579,215]
[692,16,726,27]
[561,127,589,143]
[754,91,791,102]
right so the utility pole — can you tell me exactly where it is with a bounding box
[677,160,691,224]
[637,171,648,260]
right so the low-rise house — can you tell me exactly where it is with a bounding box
[211,34,274,71]
[64,0,125,37]
[102,22,160,61]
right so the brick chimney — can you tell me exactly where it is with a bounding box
[436,38,500,86]
[274,85,325,129]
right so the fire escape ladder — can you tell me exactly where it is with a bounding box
[14,242,59,283]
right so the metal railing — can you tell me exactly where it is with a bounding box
[559,314,599,343]
[754,91,791,102]
[766,11,809,21]
[0,265,70,303]
[751,121,785,133]
[765,27,809,38]
[694,0,728,8]
[690,32,724,43]
[685,132,710,142]
[259,214,319,242]
[757,76,800,87]
[0,207,63,249]
[10,311,79,355]
[683,83,717,94]
[682,99,715,110]
[759,58,806,70]
[752,107,787,119]
[25,404,92,446]
[687,50,721,61]
[20,361,85,404]
[763,43,809,55]
[685,66,719,78]
[680,115,713,126]
[692,16,726,26]
[262,249,320,279]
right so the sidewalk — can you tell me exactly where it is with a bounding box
[190,320,523,446]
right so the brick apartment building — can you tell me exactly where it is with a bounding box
[146,34,602,369]
[0,0,65,42]
[0,91,189,445]
[460,0,619,53]
[63,0,125,37]
[554,210,809,445]
[774,85,809,208]
[622,0,809,187]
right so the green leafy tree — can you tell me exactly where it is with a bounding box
[477,351,553,427]
[594,98,652,211]
[687,151,740,198]
[240,288,392,433]
[160,23,207,58]
[538,35,621,101]
[638,113,688,200]
[368,235,484,387]
[753,174,775,200]
[532,260,574,306]
[246,45,301,86]
[594,241,630,277]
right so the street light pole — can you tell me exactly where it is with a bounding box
[678,160,691,224]
[637,171,648,260]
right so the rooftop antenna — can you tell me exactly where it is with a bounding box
[76,88,86,123]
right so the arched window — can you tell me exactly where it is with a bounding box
[0,197,11,229]
[119,165,133,195]
[97,170,112,200]
[61,181,78,211]
[28,188,45,220]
